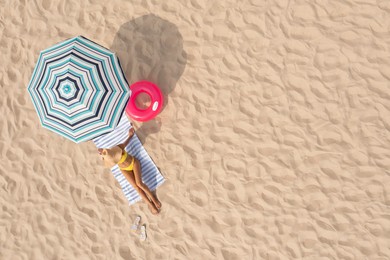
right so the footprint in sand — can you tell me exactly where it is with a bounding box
[119,246,134,260]
[188,181,209,207]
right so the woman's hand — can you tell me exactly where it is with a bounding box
[128,128,135,139]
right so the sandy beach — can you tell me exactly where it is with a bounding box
[1,0,390,259]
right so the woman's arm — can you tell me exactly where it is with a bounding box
[118,128,135,150]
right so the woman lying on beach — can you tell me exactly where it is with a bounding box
[97,128,162,214]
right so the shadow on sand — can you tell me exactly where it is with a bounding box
[111,14,187,144]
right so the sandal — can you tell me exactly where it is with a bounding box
[131,215,141,232]
[140,224,147,241]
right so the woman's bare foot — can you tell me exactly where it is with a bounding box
[148,203,159,215]
[153,199,162,210]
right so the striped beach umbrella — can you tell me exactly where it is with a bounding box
[27,36,130,143]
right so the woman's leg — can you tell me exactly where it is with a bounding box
[120,169,159,214]
[132,158,162,209]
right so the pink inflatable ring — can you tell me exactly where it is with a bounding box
[126,81,163,122]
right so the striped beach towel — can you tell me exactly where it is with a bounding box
[93,115,165,205]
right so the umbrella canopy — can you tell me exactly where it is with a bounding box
[27,36,130,143]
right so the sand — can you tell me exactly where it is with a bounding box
[1,0,390,259]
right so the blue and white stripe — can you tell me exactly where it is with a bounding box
[93,115,165,205]
[27,36,130,143]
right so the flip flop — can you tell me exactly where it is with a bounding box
[140,224,147,241]
[131,215,141,232]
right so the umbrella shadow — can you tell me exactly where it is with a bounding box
[111,14,187,143]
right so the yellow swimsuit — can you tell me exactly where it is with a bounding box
[118,151,134,171]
